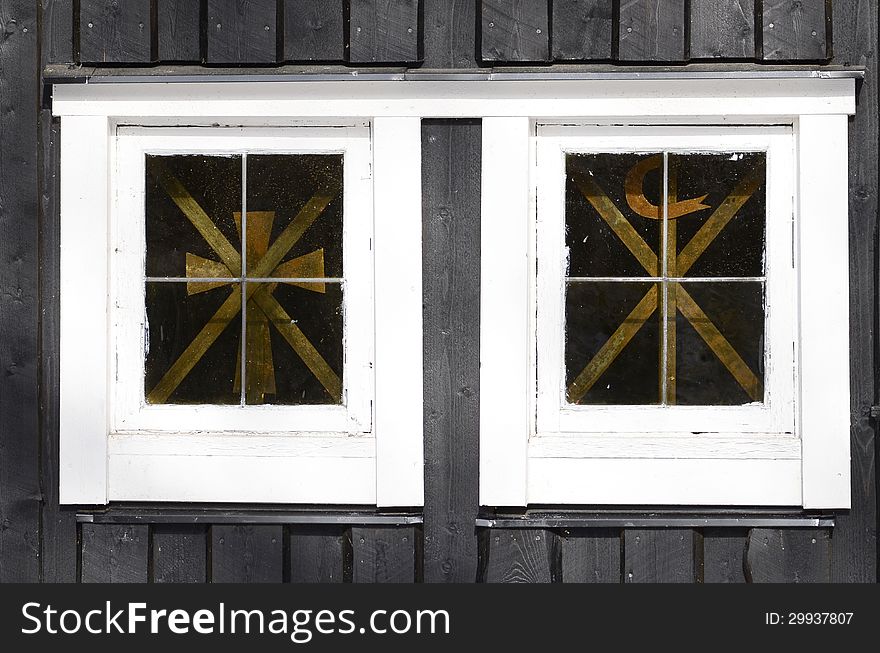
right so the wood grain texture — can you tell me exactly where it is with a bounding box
[289,525,347,582]
[560,530,621,582]
[211,525,283,582]
[0,0,41,583]
[283,0,344,62]
[484,530,554,583]
[79,0,152,64]
[206,0,277,64]
[41,0,75,64]
[349,0,421,63]
[830,0,877,583]
[81,525,149,583]
[703,529,747,583]
[152,525,207,583]
[422,120,481,583]
[745,529,831,582]
[352,526,416,583]
[480,0,550,63]
[423,0,477,68]
[690,0,755,59]
[157,0,201,62]
[618,0,686,62]
[624,530,694,583]
[552,0,613,61]
[762,0,828,60]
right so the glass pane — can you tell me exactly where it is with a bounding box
[246,154,343,280]
[146,155,242,279]
[674,282,765,405]
[566,153,662,278]
[672,152,766,278]
[248,282,343,405]
[565,282,660,405]
[145,282,240,405]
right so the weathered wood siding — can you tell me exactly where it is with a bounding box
[0,0,874,584]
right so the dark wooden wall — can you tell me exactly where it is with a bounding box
[0,0,876,583]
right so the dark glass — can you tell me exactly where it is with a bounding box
[674,282,765,405]
[246,154,343,279]
[145,155,242,278]
[672,152,766,278]
[565,282,660,405]
[566,153,662,278]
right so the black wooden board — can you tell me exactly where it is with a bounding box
[480,0,550,63]
[351,526,416,583]
[152,525,208,583]
[483,530,554,583]
[157,0,201,62]
[42,0,75,64]
[211,525,284,582]
[624,530,695,583]
[762,0,828,60]
[349,0,421,63]
[618,0,686,62]
[746,529,831,582]
[423,0,477,68]
[422,119,482,583]
[289,525,348,582]
[552,0,613,61]
[79,0,153,64]
[702,529,747,583]
[690,0,755,59]
[81,525,149,583]
[283,0,345,62]
[559,529,621,582]
[206,0,278,64]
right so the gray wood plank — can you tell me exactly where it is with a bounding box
[484,530,554,583]
[206,0,278,64]
[830,0,878,585]
[423,0,478,68]
[624,530,695,583]
[0,0,41,583]
[690,0,755,59]
[480,0,550,63]
[552,0,613,61]
[762,0,828,60]
[746,529,831,582]
[618,0,686,62]
[211,525,283,583]
[349,0,421,63]
[79,0,152,64]
[352,526,416,583]
[422,119,481,583]
[41,0,75,64]
[283,0,345,62]
[703,529,747,583]
[289,525,347,582]
[157,0,201,62]
[81,525,149,583]
[152,525,208,583]
[560,529,621,582]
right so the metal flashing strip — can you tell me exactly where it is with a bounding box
[77,511,423,525]
[476,515,835,529]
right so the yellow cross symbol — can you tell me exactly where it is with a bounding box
[146,162,342,405]
[567,155,764,405]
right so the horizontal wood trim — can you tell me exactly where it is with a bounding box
[530,434,801,460]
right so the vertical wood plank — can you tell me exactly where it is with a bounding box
[423,0,477,68]
[283,0,344,62]
[552,0,613,61]
[289,526,347,582]
[211,525,283,583]
[0,0,41,583]
[206,0,277,64]
[484,530,554,583]
[762,0,828,60]
[703,529,747,583]
[157,0,201,62]
[690,0,755,59]
[79,0,153,64]
[618,0,686,62]
[624,530,695,583]
[349,0,421,63]
[422,120,481,583]
[81,525,149,583]
[830,0,878,585]
[152,525,207,583]
[352,526,416,583]
[41,0,75,64]
[745,529,831,582]
[559,530,621,583]
[480,0,550,63]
